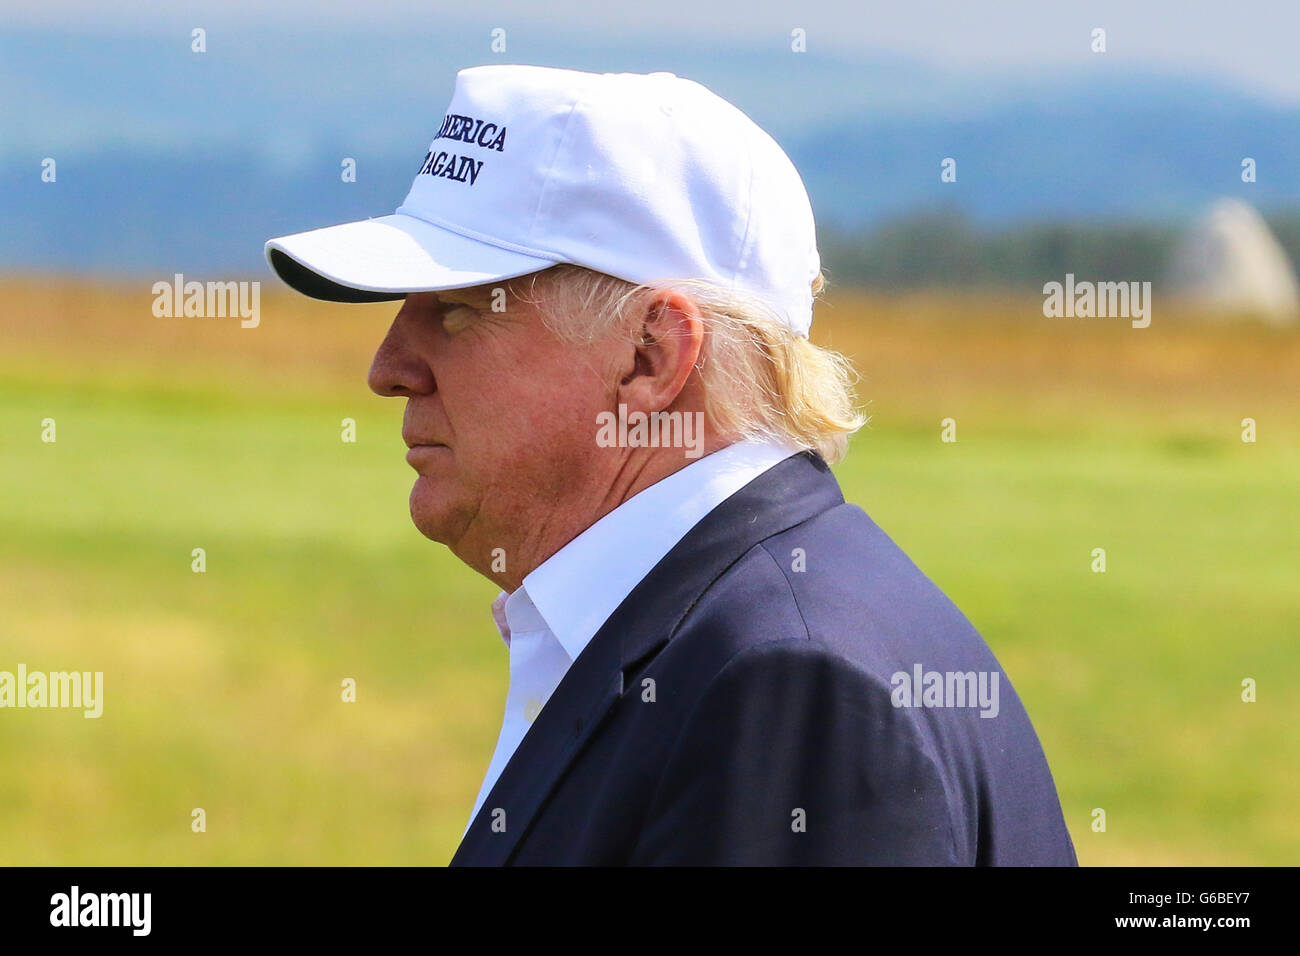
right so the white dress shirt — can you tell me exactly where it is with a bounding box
[463,436,802,834]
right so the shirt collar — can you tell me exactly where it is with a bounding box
[489,587,547,649]
[489,436,801,662]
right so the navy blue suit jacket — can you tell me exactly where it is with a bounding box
[451,450,1077,865]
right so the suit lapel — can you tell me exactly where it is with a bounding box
[449,450,844,865]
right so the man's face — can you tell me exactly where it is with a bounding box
[367,281,615,575]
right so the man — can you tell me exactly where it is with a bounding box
[264,64,1076,865]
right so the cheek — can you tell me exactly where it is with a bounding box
[441,331,612,473]
[522,354,611,445]
[483,386,589,466]
[462,373,555,445]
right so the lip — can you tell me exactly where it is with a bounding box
[402,432,447,449]
[405,443,450,467]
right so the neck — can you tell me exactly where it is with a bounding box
[461,436,732,593]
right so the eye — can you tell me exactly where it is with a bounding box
[439,302,477,334]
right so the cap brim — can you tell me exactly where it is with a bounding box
[264,213,562,303]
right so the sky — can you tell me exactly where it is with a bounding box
[10,0,1300,104]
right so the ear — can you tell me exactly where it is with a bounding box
[616,288,704,414]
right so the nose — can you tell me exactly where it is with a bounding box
[368,308,437,397]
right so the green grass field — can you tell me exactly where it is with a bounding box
[1,279,1296,864]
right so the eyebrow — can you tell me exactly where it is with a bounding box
[435,289,491,308]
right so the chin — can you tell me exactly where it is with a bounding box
[408,477,463,545]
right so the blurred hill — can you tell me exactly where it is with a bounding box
[820,207,1300,293]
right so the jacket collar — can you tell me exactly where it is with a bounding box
[450,449,844,865]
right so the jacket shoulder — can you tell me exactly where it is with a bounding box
[629,636,958,865]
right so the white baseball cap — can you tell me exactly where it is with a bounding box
[264,64,821,335]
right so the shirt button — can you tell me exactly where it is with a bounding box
[523,698,543,723]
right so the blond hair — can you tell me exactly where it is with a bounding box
[510,265,867,464]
